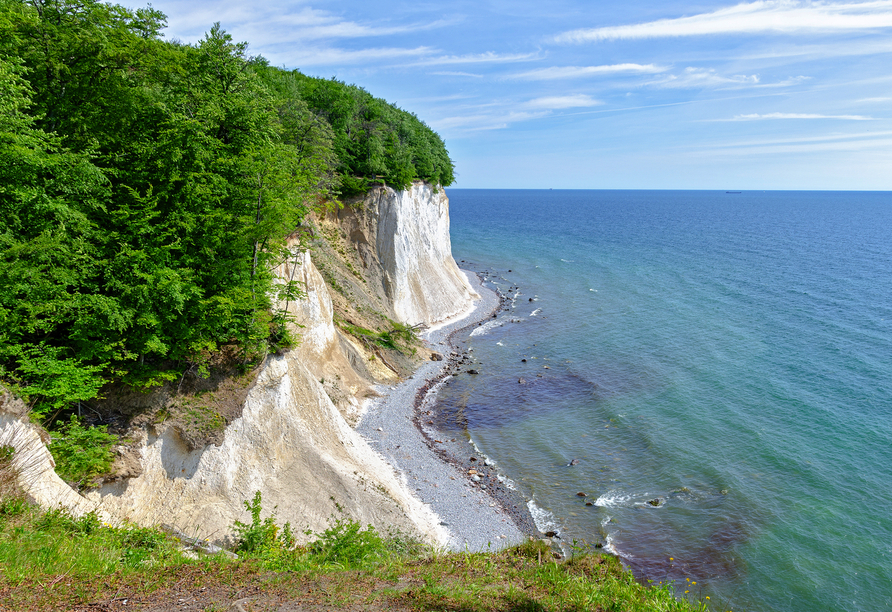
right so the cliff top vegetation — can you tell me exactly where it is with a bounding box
[0,475,713,611]
[0,0,454,434]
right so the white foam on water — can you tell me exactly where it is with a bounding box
[497,474,517,491]
[599,517,630,558]
[469,319,503,337]
[595,491,634,507]
[466,438,516,490]
[530,308,542,317]
[527,499,559,534]
[419,376,453,411]
[496,341,504,346]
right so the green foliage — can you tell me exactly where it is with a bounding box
[309,516,386,568]
[266,70,455,194]
[48,415,118,485]
[340,320,419,352]
[0,498,710,612]
[0,0,453,418]
[0,507,185,584]
[0,445,28,518]
[232,491,295,556]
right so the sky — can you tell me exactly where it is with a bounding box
[144,0,892,190]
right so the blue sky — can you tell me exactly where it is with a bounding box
[146,1,891,189]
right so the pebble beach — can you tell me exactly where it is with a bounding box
[357,271,533,552]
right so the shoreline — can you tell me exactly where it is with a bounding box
[357,270,535,551]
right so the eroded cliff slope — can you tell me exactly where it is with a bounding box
[0,182,477,546]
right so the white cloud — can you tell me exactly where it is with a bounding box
[432,110,550,132]
[724,112,875,120]
[649,67,760,88]
[283,46,436,66]
[431,71,485,78]
[525,94,604,109]
[556,0,892,43]
[698,135,892,155]
[856,96,892,102]
[508,64,667,80]
[409,51,542,66]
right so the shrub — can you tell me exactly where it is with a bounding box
[233,491,295,555]
[310,517,386,568]
[48,416,118,486]
[0,445,28,518]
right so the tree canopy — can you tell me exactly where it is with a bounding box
[0,0,454,420]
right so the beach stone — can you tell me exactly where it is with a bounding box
[585,502,594,506]
[544,530,558,538]
[568,459,580,466]
[430,353,443,361]
[521,359,527,362]
[518,378,527,384]
[470,456,477,461]
[576,492,587,497]
[467,369,479,375]
[647,499,661,507]
[471,475,481,482]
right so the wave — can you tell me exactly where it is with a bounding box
[470,319,503,337]
[527,499,559,535]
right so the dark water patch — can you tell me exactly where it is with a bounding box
[432,372,604,430]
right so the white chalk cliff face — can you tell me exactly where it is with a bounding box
[332,183,479,327]
[0,183,473,546]
[372,183,478,325]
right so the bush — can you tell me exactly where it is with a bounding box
[233,491,295,555]
[0,445,28,518]
[310,517,386,568]
[48,416,118,486]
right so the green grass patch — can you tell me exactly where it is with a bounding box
[0,492,714,611]
[339,320,419,354]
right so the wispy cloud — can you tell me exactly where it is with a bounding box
[432,110,550,133]
[431,71,485,78]
[856,96,892,103]
[409,51,542,66]
[722,112,875,120]
[508,64,667,80]
[284,46,436,66]
[649,67,760,88]
[158,2,456,44]
[524,94,604,109]
[556,0,892,43]
[696,132,892,155]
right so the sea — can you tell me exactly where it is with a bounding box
[433,189,892,612]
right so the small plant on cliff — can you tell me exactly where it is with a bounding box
[48,416,118,487]
[310,517,387,568]
[233,491,295,555]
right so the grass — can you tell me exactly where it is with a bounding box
[0,489,716,612]
[339,320,420,354]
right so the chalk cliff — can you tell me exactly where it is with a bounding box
[0,182,476,546]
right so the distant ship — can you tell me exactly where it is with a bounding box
[726,191,742,194]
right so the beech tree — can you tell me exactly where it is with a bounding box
[0,0,454,420]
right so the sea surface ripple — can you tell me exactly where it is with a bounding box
[435,189,892,612]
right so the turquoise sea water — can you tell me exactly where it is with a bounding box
[436,190,892,612]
